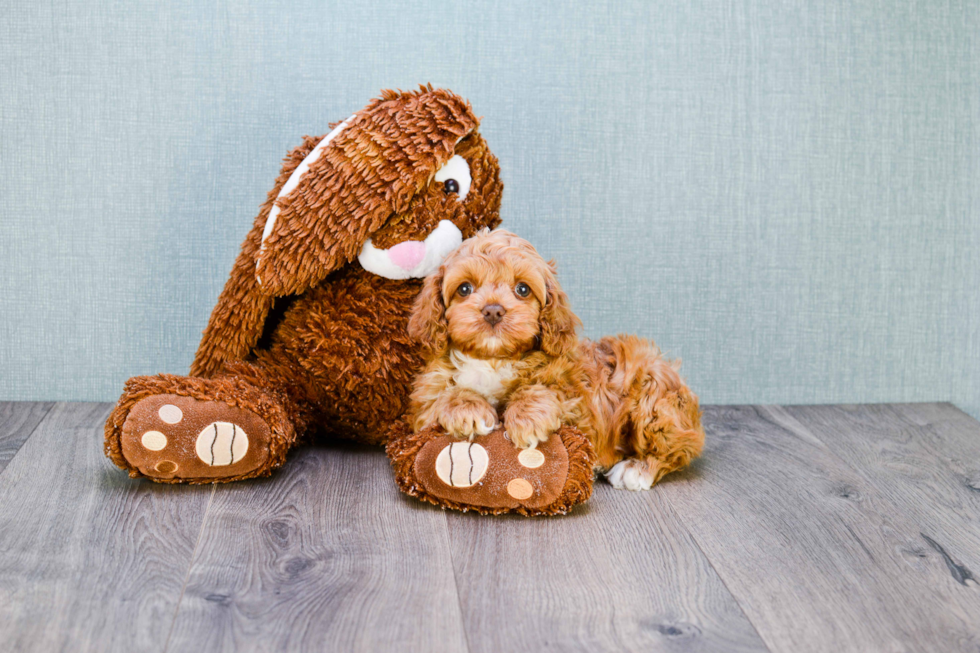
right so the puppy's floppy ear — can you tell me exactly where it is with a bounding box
[408,267,449,354]
[538,260,581,357]
[255,85,480,296]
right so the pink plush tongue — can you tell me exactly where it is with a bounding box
[388,241,426,270]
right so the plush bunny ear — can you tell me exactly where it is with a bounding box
[254,86,480,296]
[538,261,581,357]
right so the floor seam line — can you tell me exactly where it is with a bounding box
[162,482,217,653]
[0,402,58,480]
[656,487,775,653]
[443,513,475,653]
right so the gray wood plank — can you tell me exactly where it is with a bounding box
[891,402,980,497]
[778,403,980,578]
[166,442,470,653]
[659,405,980,653]
[0,402,54,474]
[0,402,214,653]
[446,484,770,653]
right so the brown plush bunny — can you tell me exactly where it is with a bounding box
[103,86,595,515]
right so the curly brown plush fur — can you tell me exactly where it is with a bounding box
[105,86,504,483]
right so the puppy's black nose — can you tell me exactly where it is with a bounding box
[482,304,506,325]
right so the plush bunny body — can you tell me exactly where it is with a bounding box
[105,87,505,483]
[215,270,429,446]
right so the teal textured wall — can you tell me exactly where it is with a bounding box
[1,1,978,419]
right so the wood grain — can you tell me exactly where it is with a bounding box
[446,484,769,653]
[0,402,214,653]
[166,442,470,653]
[0,402,54,474]
[5,402,979,651]
[779,403,980,578]
[659,405,980,653]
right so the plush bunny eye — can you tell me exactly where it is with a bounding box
[434,155,471,200]
[515,282,531,298]
[457,282,473,297]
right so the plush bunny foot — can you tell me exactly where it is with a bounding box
[387,423,596,516]
[105,374,295,484]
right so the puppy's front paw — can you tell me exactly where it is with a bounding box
[504,414,554,450]
[439,401,498,440]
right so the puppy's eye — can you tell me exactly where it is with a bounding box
[515,282,531,298]
[443,179,459,194]
[457,282,473,297]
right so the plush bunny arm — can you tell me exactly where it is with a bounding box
[190,133,322,378]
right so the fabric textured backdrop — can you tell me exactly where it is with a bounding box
[1,1,978,419]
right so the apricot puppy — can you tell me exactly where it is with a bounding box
[408,230,704,490]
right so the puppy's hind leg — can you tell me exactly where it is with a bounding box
[605,458,656,491]
[599,336,705,490]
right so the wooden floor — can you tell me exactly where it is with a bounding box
[1,403,979,652]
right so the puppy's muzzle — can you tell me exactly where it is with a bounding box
[482,304,506,325]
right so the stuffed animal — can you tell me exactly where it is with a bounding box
[103,86,596,515]
[386,229,703,514]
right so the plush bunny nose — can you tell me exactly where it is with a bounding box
[387,241,426,270]
[482,304,506,325]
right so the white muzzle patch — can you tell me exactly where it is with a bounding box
[357,220,463,280]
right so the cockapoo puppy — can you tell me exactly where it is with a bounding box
[407,229,704,490]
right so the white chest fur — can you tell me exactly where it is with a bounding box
[449,350,517,406]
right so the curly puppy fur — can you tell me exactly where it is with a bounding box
[407,230,705,490]
[105,86,504,482]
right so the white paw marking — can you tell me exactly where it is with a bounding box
[506,478,533,500]
[605,460,654,491]
[518,448,545,469]
[475,418,495,436]
[435,442,489,487]
[158,404,183,424]
[141,430,167,451]
[195,422,249,466]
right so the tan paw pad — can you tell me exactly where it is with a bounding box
[195,422,249,467]
[156,461,178,474]
[141,431,167,451]
[435,442,489,487]
[517,448,545,469]
[506,478,534,500]
[158,404,183,424]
